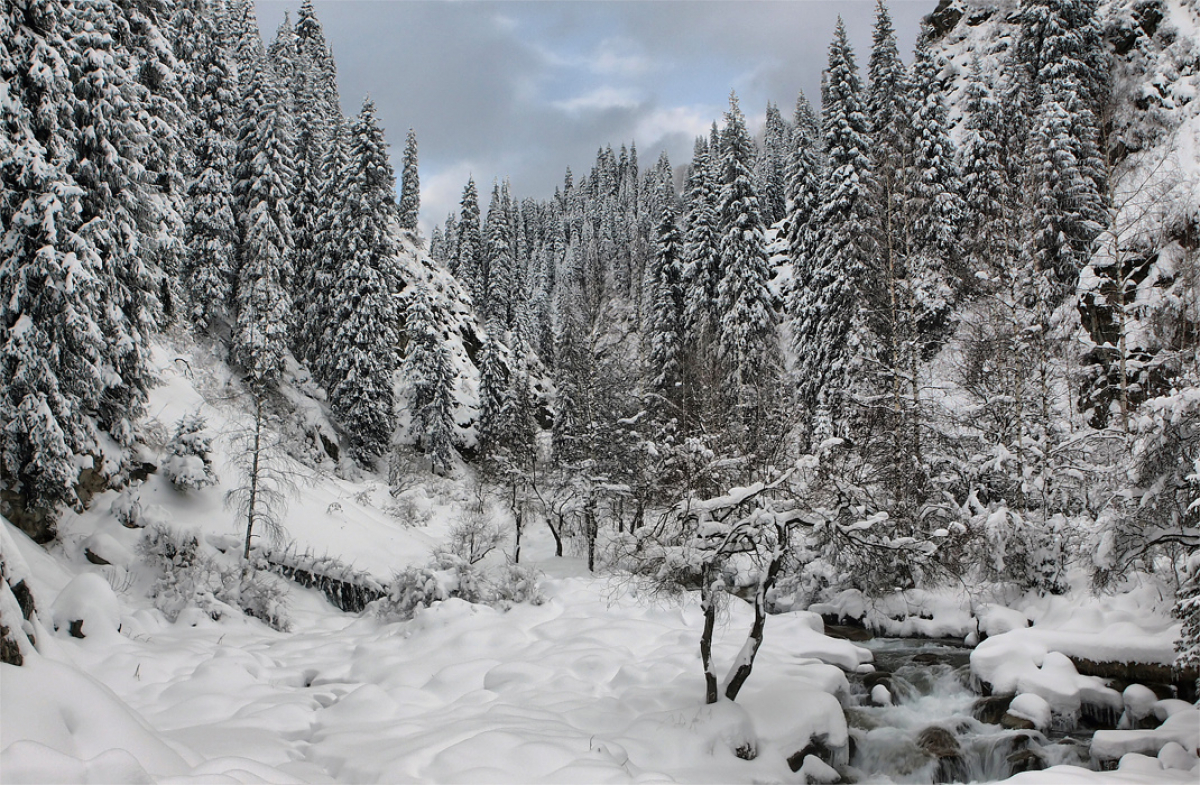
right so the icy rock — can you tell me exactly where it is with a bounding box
[979,604,1029,637]
[788,733,840,772]
[1007,693,1052,730]
[1158,741,1199,772]
[82,533,134,569]
[1153,699,1194,722]
[972,694,1015,725]
[1092,707,1200,762]
[870,684,893,706]
[50,573,120,639]
[1120,684,1159,729]
[797,754,841,784]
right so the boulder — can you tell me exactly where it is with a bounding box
[973,694,1015,725]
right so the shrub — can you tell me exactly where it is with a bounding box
[162,414,217,490]
[375,552,542,621]
[139,524,290,630]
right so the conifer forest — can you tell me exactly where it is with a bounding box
[2,0,1199,782]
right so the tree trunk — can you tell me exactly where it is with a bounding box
[700,564,719,705]
[547,514,564,557]
[723,532,785,702]
[243,401,263,561]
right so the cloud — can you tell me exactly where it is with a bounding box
[553,86,643,115]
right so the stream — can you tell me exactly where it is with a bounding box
[843,638,1094,784]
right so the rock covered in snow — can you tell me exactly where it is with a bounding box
[1008,693,1052,730]
[50,574,120,639]
[1092,707,1200,764]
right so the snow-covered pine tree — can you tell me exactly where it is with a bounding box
[399,128,420,234]
[326,99,403,462]
[1016,0,1108,299]
[905,33,963,340]
[680,134,721,429]
[714,92,780,448]
[483,181,518,330]
[297,114,349,379]
[476,333,510,460]
[67,0,169,444]
[455,177,485,308]
[0,0,102,539]
[784,90,823,322]
[792,18,879,443]
[756,102,790,228]
[403,282,457,475]
[958,55,1016,282]
[645,180,686,411]
[177,0,238,333]
[267,11,298,102]
[1028,87,1104,296]
[232,43,295,388]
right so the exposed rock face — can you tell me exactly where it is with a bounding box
[788,733,839,773]
[973,694,1015,725]
[1001,712,1037,731]
[916,726,968,785]
[1007,748,1048,775]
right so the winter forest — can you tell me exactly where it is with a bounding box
[2,0,1199,781]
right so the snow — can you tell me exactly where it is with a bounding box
[1091,708,1200,762]
[1009,692,1053,730]
[48,573,122,640]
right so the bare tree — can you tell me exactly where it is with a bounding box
[225,395,298,560]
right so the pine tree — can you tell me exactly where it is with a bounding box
[178,0,238,332]
[476,333,510,458]
[1,0,101,538]
[298,115,349,379]
[958,56,1015,280]
[715,92,779,425]
[404,282,457,474]
[784,89,823,332]
[906,34,963,332]
[232,45,295,388]
[757,102,791,227]
[792,18,879,441]
[680,134,721,431]
[67,0,168,443]
[646,181,686,408]
[399,128,420,234]
[327,99,403,461]
[484,181,518,329]
[1016,0,1108,299]
[455,177,485,307]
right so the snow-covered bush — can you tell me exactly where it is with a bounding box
[110,485,142,528]
[972,508,1070,595]
[446,511,504,564]
[162,413,216,490]
[139,525,290,631]
[375,552,542,621]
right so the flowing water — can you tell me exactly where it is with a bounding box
[844,638,1094,784]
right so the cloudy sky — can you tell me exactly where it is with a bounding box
[254,1,932,234]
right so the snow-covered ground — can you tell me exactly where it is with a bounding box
[2,341,1197,784]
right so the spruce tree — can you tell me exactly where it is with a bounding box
[792,18,879,441]
[784,89,823,332]
[906,34,963,330]
[757,102,791,227]
[232,46,295,388]
[476,333,510,458]
[714,93,779,417]
[327,99,403,461]
[1,0,101,537]
[455,177,485,307]
[646,182,686,408]
[399,128,420,234]
[178,0,239,332]
[67,0,168,443]
[404,282,457,474]
[958,56,1015,280]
